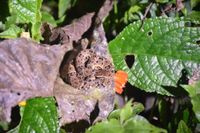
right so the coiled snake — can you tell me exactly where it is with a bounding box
[65,49,114,90]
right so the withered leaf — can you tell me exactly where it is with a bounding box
[0,0,115,126]
[62,13,95,43]
[54,77,115,125]
[41,13,95,51]
[96,0,114,21]
[0,38,67,122]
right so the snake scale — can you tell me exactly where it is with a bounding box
[65,48,114,90]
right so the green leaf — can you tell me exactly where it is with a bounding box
[120,102,144,124]
[58,0,77,18]
[183,81,200,121]
[56,15,66,25]
[109,101,144,121]
[32,22,43,41]
[120,100,133,124]
[108,109,121,120]
[186,11,200,23]
[191,0,200,8]
[123,115,167,133]
[0,25,23,38]
[9,0,42,23]
[87,100,163,133]
[16,97,59,133]
[176,120,192,133]
[132,102,144,115]
[42,11,57,27]
[155,0,169,3]
[9,0,43,41]
[109,17,200,96]
[86,119,124,133]
[5,16,18,29]
[58,0,70,18]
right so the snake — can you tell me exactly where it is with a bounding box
[65,49,114,90]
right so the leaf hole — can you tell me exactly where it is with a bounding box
[196,40,200,45]
[125,55,135,69]
[184,22,200,27]
[162,69,189,96]
[147,31,153,36]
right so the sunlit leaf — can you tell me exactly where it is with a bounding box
[18,97,59,133]
[9,0,42,23]
[9,0,43,41]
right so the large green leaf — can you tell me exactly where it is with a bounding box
[9,0,43,41]
[109,17,200,96]
[183,81,200,122]
[12,97,59,133]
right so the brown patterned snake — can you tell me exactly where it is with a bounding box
[64,48,114,90]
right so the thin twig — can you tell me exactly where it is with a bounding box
[140,2,153,29]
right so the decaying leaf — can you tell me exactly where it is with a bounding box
[54,77,115,125]
[41,12,95,47]
[0,0,115,126]
[61,13,95,43]
[0,38,67,122]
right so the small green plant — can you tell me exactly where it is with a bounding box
[86,100,167,133]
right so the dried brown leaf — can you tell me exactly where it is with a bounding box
[54,77,115,125]
[97,0,114,21]
[0,38,67,122]
[62,13,95,43]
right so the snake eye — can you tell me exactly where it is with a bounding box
[114,70,128,94]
